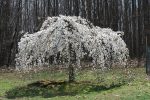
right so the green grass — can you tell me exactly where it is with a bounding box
[0,68,150,100]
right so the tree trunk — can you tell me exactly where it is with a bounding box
[68,43,76,82]
[68,64,75,83]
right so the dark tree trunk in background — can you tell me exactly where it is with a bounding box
[0,0,150,67]
[0,0,11,66]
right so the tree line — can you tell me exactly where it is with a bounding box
[0,0,150,67]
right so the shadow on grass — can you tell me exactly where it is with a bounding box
[6,80,125,99]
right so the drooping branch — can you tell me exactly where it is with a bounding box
[16,15,129,71]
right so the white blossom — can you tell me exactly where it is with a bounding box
[15,15,129,70]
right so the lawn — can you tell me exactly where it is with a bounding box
[0,67,150,100]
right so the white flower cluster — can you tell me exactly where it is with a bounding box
[15,15,129,70]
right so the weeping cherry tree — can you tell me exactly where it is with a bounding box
[16,15,129,82]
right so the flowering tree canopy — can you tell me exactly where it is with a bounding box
[15,15,129,70]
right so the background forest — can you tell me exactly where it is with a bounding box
[0,0,150,67]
